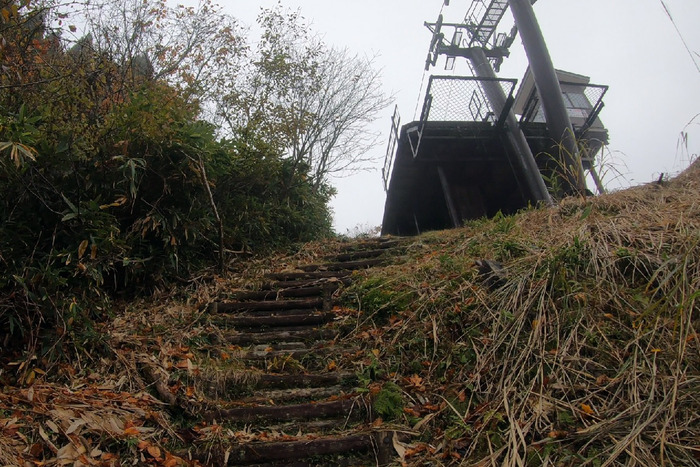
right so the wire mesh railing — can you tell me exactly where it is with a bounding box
[520,82,609,130]
[420,75,517,123]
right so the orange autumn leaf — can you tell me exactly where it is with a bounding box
[163,453,184,467]
[123,426,140,437]
[406,374,424,390]
[146,445,161,459]
[175,359,190,369]
[548,430,568,439]
[137,440,150,450]
[405,443,428,458]
[581,404,595,415]
[327,360,337,371]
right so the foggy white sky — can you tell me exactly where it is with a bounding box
[225,0,700,233]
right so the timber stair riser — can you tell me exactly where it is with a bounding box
[190,237,407,466]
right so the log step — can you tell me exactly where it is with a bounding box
[254,372,357,389]
[236,345,358,364]
[225,312,336,329]
[228,284,338,301]
[298,258,384,272]
[233,385,349,405]
[266,270,352,282]
[194,433,375,465]
[327,248,391,262]
[261,277,353,291]
[338,238,403,251]
[213,297,325,313]
[212,327,343,346]
[203,397,365,424]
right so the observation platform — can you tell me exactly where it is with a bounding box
[381,74,608,236]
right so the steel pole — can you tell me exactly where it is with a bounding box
[508,0,586,196]
[468,47,552,205]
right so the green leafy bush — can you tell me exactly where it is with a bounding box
[0,2,333,356]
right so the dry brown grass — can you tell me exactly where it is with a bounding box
[2,162,698,466]
[345,161,700,466]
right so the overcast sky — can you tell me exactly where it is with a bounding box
[225,0,700,234]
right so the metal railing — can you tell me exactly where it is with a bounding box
[382,106,401,192]
[402,76,517,160]
[520,82,609,132]
[419,75,517,123]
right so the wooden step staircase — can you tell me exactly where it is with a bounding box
[182,237,407,466]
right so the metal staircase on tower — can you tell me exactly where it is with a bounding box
[466,0,510,47]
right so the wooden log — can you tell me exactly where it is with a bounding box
[237,345,358,363]
[255,373,357,389]
[261,277,353,290]
[243,456,374,467]
[226,312,335,328]
[328,248,388,262]
[197,434,374,465]
[215,297,324,313]
[139,360,176,406]
[235,385,347,405]
[266,270,352,281]
[338,238,403,251]
[298,258,384,272]
[213,328,341,346]
[221,309,329,318]
[229,285,336,302]
[203,397,365,424]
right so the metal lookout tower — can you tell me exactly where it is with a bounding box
[381,0,609,236]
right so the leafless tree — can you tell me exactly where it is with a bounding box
[77,0,245,101]
[216,5,392,190]
[287,48,392,190]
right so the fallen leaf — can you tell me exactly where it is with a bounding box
[56,443,80,462]
[548,430,568,439]
[392,432,407,460]
[413,412,437,431]
[65,419,86,435]
[123,426,140,437]
[29,442,43,458]
[596,375,610,385]
[326,360,337,371]
[175,359,190,369]
[45,420,60,433]
[146,445,161,459]
[581,404,595,416]
[406,374,424,390]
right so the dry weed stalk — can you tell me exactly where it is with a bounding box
[348,161,700,465]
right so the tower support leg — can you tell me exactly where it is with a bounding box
[508,0,586,196]
[469,47,552,205]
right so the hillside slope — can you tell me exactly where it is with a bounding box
[1,160,699,466]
